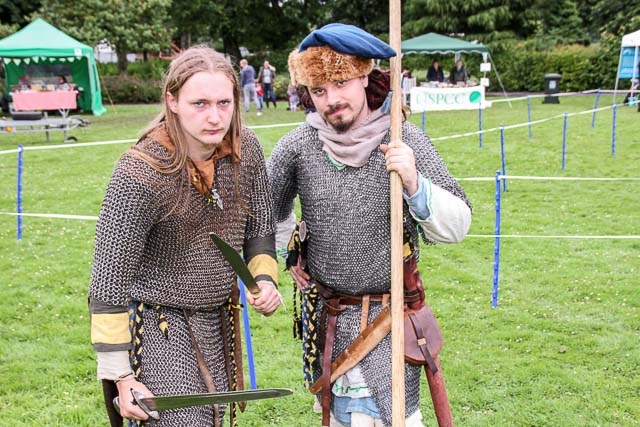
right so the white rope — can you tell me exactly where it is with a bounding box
[458,176,640,181]
[468,234,640,239]
[0,212,98,220]
[0,123,303,156]
[3,212,636,240]
[22,138,136,151]
[0,148,21,155]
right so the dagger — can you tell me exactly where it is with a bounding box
[209,232,262,298]
[114,388,293,419]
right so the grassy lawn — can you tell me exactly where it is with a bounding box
[0,94,638,426]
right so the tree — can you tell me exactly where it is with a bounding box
[538,0,589,45]
[587,0,640,37]
[34,0,174,75]
[169,0,223,49]
[0,0,41,26]
[313,0,389,35]
[402,0,539,42]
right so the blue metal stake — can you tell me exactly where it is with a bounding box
[492,171,502,308]
[478,104,483,148]
[17,144,24,241]
[562,112,568,170]
[527,96,532,140]
[500,125,507,192]
[611,104,617,157]
[238,280,257,389]
[591,89,601,128]
[421,111,426,133]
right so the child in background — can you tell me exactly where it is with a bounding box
[287,83,299,112]
[255,82,264,111]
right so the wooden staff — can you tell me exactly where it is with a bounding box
[388,1,405,425]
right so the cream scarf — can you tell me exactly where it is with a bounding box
[306,108,390,168]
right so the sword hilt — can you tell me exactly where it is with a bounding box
[112,389,160,421]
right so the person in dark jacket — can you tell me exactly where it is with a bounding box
[449,60,468,85]
[426,59,444,83]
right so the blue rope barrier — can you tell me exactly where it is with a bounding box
[238,279,257,389]
[492,171,502,308]
[478,104,483,148]
[500,125,507,192]
[591,89,601,128]
[17,144,24,241]
[611,104,617,158]
[562,112,568,170]
[527,96,533,140]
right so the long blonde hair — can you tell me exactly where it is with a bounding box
[136,45,242,174]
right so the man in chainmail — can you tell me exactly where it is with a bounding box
[88,46,282,427]
[268,24,472,427]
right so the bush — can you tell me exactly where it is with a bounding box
[101,76,163,104]
[97,59,170,80]
[487,39,619,92]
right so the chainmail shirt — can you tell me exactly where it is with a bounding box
[89,125,274,426]
[268,119,470,426]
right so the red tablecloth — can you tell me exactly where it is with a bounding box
[12,90,77,111]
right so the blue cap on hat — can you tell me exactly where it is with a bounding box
[299,23,396,59]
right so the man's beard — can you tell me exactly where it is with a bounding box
[324,103,355,133]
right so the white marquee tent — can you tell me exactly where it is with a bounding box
[614,29,640,101]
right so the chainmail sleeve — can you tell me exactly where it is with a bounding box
[266,126,302,223]
[89,151,171,307]
[241,128,278,285]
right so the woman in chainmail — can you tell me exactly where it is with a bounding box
[88,46,282,427]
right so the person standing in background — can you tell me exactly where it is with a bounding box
[426,59,444,83]
[240,59,262,115]
[449,59,468,85]
[258,60,277,108]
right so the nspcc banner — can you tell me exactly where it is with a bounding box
[410,85,490,111]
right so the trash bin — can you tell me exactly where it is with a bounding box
[543,73,561,104]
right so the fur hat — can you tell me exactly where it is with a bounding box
[289,23,396,88]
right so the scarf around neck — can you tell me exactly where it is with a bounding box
[306,108,390,168]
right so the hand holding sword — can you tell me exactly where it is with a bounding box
[245,279,281,316]
[113,387,293,421]
[209,232,283,316]
[114,377,157,422]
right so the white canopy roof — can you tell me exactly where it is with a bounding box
[621,29,640,47]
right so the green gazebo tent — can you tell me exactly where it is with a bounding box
[401,32,490,55]
[0,18,106,115]
[401,32,507,97]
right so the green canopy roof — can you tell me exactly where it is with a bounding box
[0,18,105,115]
[0,18,93,57]
[401,32,489,55]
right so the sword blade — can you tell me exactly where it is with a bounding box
[209,232,261,296]
[141,388,293,412]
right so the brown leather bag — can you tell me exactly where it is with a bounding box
[404,305,443,371]
[403,253,444,372]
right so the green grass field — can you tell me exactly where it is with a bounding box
[0,94,638,426]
